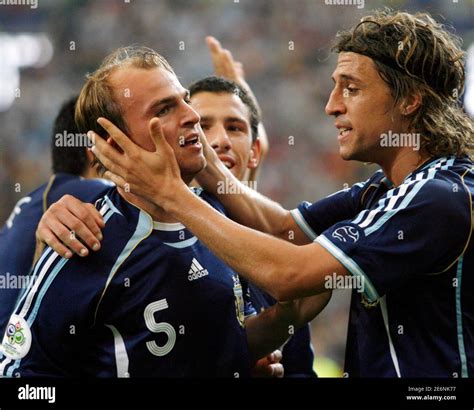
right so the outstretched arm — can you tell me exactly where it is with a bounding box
[88,118,349,300]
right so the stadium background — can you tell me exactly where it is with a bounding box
[0,0,472,376]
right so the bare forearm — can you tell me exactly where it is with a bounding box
[246,291,331,363]
[163,185,334,300]
[245,304,295,363]
[197,159,292,239]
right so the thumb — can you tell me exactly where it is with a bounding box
[148,118,168,152]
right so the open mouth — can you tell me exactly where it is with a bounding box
[184,136,199,146]
[180,133,200,147]
[218,155,235,170]
[339,127,352,138]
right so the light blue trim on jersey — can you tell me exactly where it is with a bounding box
[27,258,69,326]
[14,248,54,312]
[455,256,468,378]
[379,297,401,377]
[364,176,431,236]
[101,210,152,294]
[352,187,397,225]
[6,359,20,377]
[104,195,123,217]
[441,157,455,170]
[6,257,69,377]
[316,235,379,302]
[290,207,317,241]
[421,156,444,171]
[163,236,198,249]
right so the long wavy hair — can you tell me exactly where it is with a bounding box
[332,9,474,159]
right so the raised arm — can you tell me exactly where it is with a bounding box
[193,38,307,242]
[205,35,269,175]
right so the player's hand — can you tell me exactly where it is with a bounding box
[206,36,261,114]
[206,36,246,84]
[36,195,104,259]
[251,349,284,378]
[88,117,186,210]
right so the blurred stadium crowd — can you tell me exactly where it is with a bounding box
[0,0,472,375]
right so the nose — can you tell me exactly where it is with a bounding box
[210,125,232,152]
[181,101,201,128]
[325,86,346,117]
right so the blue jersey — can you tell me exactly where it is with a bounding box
[0,174,111,336]
[291,156,474,377]
[0,188,255,378]
[248,283,316,378]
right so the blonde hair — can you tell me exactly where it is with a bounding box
[75,46,175,173]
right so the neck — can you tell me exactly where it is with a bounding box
[118,173,194,223]
[81,167,100,179]
[378,147,432,186]
[118,189,182,223]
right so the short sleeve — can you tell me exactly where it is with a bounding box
[315,179,472,303]
[290,175,380,241]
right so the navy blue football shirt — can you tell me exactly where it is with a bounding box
[291,156,473,377]
[0,187,255,378]
[0,174,112,336]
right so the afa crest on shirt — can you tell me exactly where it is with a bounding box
[361,294,380,309]
[232,275,245,327]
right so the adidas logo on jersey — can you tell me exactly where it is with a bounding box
[188,258,209,281]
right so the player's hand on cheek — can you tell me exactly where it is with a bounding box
[36,195,104,259]
[251,349,284,378]
[198,125,220,166]
[88,117,185,209]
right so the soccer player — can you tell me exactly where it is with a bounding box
[0,97,110,336]
[0,46,329,377]
[190,75,316,377]
[34,40,318,378]
[86,11,474,377]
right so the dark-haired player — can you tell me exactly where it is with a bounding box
[87,11,474,377]
[189,73,316,377]
[0,46,329,377]
[0,97,111,336]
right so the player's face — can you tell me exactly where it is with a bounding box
[325,52,405,164]
[190,91,258,181]
[109,67,205,183]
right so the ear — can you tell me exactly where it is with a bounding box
[400,92,422,116]
[247,138,261,169]
[85,147,95,164]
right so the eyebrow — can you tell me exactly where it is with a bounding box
[200,115,248,125]
[146,90,190,114]
[331,74,363,84]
